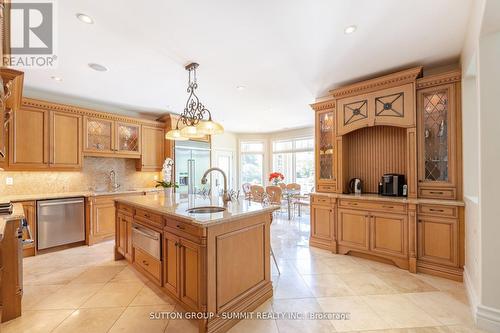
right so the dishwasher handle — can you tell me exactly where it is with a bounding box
[38,199,84,207]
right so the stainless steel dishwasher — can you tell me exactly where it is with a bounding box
[37,197,85,250]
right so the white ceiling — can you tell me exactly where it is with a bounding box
[19,0,472,133]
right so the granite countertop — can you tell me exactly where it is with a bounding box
[0,187,162,203]
[0,203,25,242]
[311,192,465,206]
[116,193,280,227]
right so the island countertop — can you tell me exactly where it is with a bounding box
[115,193,280,227]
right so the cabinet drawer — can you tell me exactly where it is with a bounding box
[418,204,457,218]
[135,209,164,228]
[134,247,161,282]
[165,219,202,237]
[339,199,406,213]
[419,187,455,200]
[311,195,331,205]
[317,184,336,193]
[117,203,134,215]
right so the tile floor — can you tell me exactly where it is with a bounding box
[0,212,487,333]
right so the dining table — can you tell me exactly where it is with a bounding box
[281,189,301,220]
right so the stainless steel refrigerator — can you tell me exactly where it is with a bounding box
[175,141,211,194]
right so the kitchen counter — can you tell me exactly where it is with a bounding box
[0,203,24,241]
[312,192,465,206]
[115,193,280,227]
[0,187,162,203]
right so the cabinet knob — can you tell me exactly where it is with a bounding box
[142,260,149,266]
[176,224,185,230]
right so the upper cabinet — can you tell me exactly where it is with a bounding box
[333,67,422,136]
[137,125,165,171]
[416,70,462,200]
[311,100,336,192]
[83,116,141,158]
[50,111,82,168]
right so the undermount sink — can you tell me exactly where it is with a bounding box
[186,206,226,214]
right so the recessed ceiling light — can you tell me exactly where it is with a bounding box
[236,85,245,91]
[76,13,94,24]
[51,76,62,81]
[344,25,357,34]
[88,63,108,72]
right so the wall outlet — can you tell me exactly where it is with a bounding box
[6,177,13,185]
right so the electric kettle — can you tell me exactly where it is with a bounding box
[348,178,362,194]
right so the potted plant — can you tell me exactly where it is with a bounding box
[268,172,285,186]
[155,180,179,196]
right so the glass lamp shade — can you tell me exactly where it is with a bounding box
[179,125,206,139]
[196,120,224,135]
[165,128,188,141]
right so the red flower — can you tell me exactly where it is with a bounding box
[269,172,285,182]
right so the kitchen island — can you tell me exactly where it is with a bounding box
[114,193,279,333]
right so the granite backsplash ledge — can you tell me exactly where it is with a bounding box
[0,157,160,196]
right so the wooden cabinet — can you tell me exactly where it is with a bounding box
[83,117,141,158]
[417,215,458,267]
[370,212,408,258]
[337,208,370,251]
[315,110,336,189]
[116,211,133,261]
[417,80,460,200]
[49,111,82,168]
[164,232,180,296]
[134,247,162,285]
[310,197,335,250]
[18,201,36,257]
[137,125,165,171]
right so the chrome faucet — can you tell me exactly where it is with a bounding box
[201,167,231,205]
[109,169,121,191]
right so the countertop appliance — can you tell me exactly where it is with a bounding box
[379,174,406,197]
[131,223,161,260]
[175,141,210,195]
[37,197,85,250]
[349,178,362,194]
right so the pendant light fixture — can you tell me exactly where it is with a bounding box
[165,63,224,140]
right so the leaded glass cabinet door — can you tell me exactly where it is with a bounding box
[417,83,457,199]
[115,122,141,156]
[84,117,114,154]
[316,110,335,189]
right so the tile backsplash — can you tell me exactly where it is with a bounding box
[0,157,160,195]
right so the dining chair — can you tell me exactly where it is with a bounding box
[242,183,252,200]
[278,183,287,190]
[250,185,265,202]
[286,183,301,191]
[265,186,283,205]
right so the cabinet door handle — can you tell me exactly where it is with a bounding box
[142,260,149,266]
[144,213,150,218]
[382,205,394,209]
[429,208,444,212]
[174,241,179,247]
[176,224,185,230]
[349,202,358,206]
[429,191,444,195]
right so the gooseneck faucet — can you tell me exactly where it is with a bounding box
[109,169,120,191]
[200,167,231,205]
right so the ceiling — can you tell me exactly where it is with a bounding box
[18,0,472,133]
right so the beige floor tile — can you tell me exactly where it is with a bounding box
[227,300,278,333]
[31,283,105,310]
[110,266,150,283]
[302,273,354,297]
[0,309,73,333]
[108,305,171,333]
[52,307,125,333]
[361,327,453,333]
[272,298,335,333]
[317,296,391,332]
[130,281,177,306]
[292,257,336,275]
[22,284,64,310]
[414,274,465,291]
[337,272,397,296]
[273,275,315,299]
[69,265,126,284]
[81,281,144,308]
[362,294,441,328]
[164,305,199,333]
[323,256,373,274]
[405,292,474,325]
[446,324,490,332]
[373,272,438,293]
[23,265,88,286]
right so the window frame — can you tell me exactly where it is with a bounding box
[239,139,265,185]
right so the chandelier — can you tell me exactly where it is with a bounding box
[165,63,224,141]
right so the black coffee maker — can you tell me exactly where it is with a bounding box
[378,174,407,196]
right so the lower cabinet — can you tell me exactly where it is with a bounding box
[417,216,458,267]
[89,196,116,244]
[370,212,408,258]
[337,208,370,251]
[163,231,201,310]
[310,203,335,250]
[18,201,36,257]
[116,212,133,261]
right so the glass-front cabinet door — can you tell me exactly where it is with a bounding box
[115,122,141,155]
[84,117,114,153]
[417,83,457,199]
[316,110,335,189]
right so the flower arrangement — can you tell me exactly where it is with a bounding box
[268,172,285,185]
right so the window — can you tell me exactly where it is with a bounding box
[272,137,314,192]
[240,141,264,185]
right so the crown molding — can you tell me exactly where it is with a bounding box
[330,66,423,99]
[310,99,336,112]
[416,69,462,89]
[22,98,164,128]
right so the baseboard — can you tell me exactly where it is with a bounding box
[463,266,479,312]
[477,304,500,332]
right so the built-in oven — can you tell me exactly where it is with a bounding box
[131,223,161,260]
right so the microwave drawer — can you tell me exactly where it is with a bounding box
[131,223,161,260]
